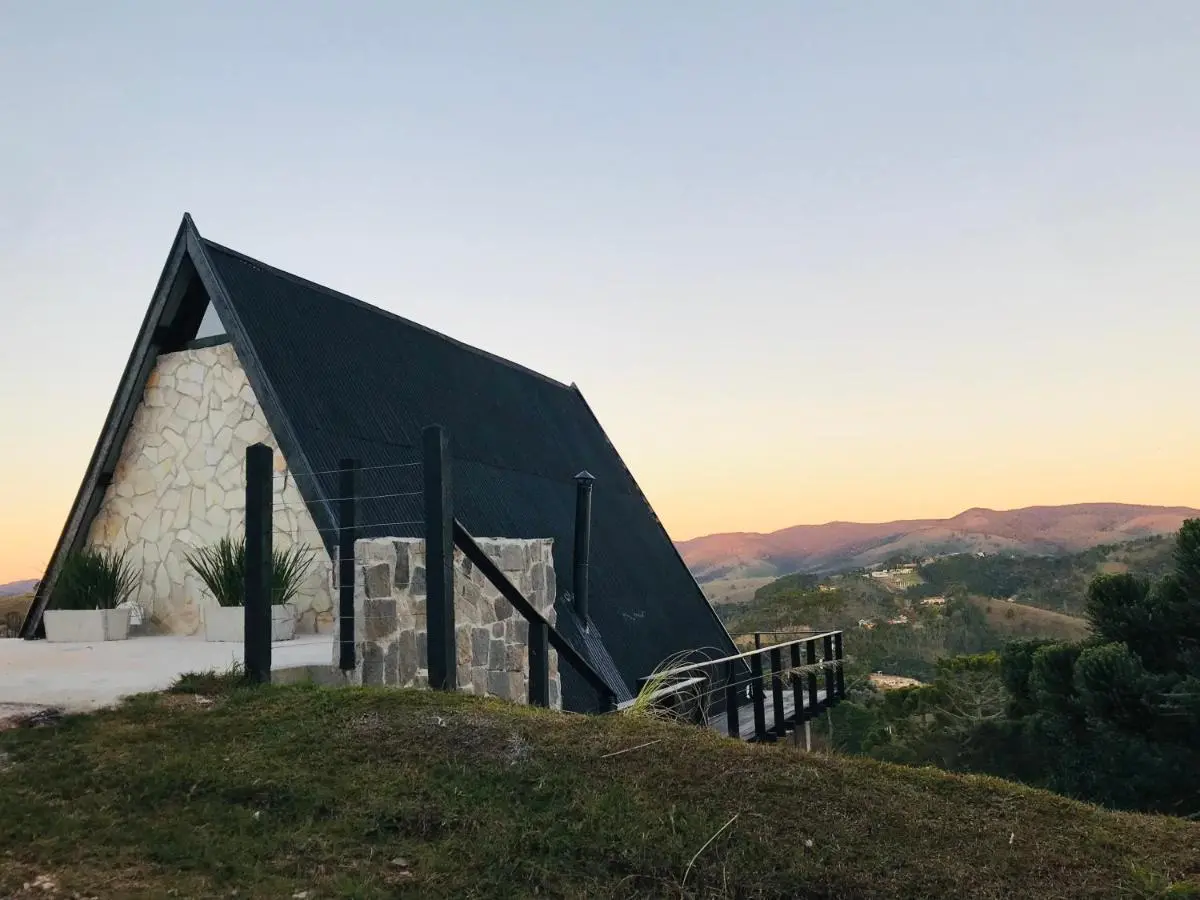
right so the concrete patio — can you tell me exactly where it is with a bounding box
[0,633,335,713]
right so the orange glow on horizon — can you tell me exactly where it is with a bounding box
[4,429,1200,583]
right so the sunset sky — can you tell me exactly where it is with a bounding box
[3,2,1200,583]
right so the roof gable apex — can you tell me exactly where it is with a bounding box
[21,215,248,635]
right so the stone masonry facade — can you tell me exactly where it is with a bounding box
[351,537,561,708]
[87,342,334,635]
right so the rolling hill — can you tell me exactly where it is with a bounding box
[678,502,1199,582]
[1,682,1197,898]
[0,580,37,597]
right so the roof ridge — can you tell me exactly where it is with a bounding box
[200,237,571,391]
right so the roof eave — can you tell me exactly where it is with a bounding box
[21,214,197,637]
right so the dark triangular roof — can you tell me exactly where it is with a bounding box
[24,214,736,710]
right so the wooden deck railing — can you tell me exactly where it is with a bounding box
[626,630,846,742]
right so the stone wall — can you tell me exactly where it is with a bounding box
[87,343,334,634]
[350,537,560,708]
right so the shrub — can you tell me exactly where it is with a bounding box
[52,547,139,611]
[186,536,316,608]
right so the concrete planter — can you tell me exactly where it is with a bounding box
[204,604,296,643]
[43,608,131,643]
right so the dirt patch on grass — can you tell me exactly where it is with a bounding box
[0,704,63,732]
[869,673,923,690]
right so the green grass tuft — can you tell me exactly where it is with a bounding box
[168,662,249,695]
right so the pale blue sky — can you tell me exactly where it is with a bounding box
[3,2,1200,579]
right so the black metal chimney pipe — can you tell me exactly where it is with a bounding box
[573,471,595,627]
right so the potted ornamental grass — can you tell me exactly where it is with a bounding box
[186,536,315,642]
[44,547,139,642]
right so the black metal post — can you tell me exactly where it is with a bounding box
[750,652,767,741]
[791,642,806,723]
[528,619,549,707]
[424,425,455,691]
[724,660,740,738]
[573,471,594,626]
[770,646,786,736]
[806,639,819,711]
[244,443,273,684]
[754,633,762,650]
[834,632,846,702]
[823,634,835,708]
[337,459,358,672]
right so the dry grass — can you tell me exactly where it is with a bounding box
[0,593,32,637]
[0,681,1197,898]
[700,576,778,606]
[968,595,1091,642]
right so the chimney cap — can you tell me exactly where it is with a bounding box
[574,470,595,484]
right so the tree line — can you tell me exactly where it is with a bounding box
[830,521,1200,817]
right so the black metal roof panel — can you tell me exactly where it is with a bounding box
[553,600,635,710]
[200,239,736,711]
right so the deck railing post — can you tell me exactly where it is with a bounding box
[806,639,819,711]
[244,443,273,684]
[834,632,845,702]
[724,660,740,738]
[823,634,835,708]
[750,652,767,741]
[337,459,358,672]
[770,646,786,736]
[424,425,456,691]
[790,642,805,723]
[528,619,549,707]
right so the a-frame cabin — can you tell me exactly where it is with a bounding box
[22,214,737,712]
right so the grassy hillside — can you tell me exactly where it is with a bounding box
[716,568,1091,681]
[724,573,895,628]
[1,683,1198,899]
[0,593,32,637]
[719,536,1170,652]
[700,575,778,606]
[907,535,1175,616]
[967,595,1090,642]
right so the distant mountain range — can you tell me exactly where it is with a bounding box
[0,580,37,596]
[677,503,1200,582]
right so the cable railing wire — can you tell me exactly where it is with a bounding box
[275,460,423,479]
[310,519,426,535]
[270,490,424,504]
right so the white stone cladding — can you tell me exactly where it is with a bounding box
[86,343,334,635]
[350,537,560,708]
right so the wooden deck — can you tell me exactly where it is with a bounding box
[710,687,831,741]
